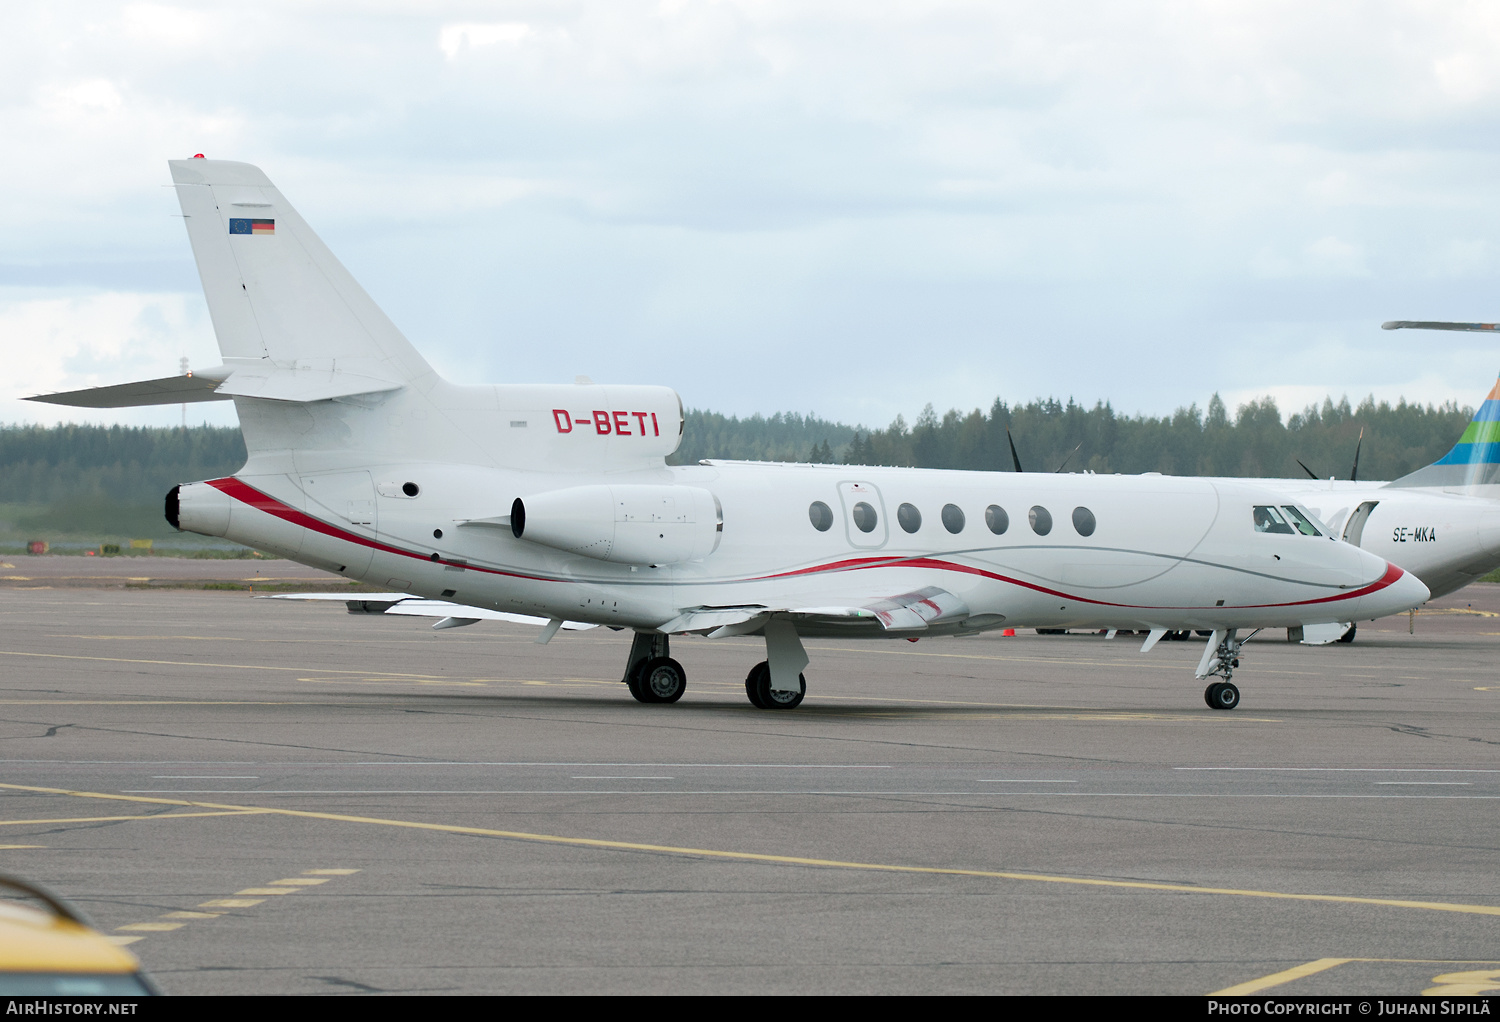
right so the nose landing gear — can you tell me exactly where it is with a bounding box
[1204,681,1240,710]
[1195,627,1258,711]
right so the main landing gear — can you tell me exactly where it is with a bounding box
[621,619,812,710]
[745,662,805,709]
[1195,627,1259,711]
[621,631,686,704]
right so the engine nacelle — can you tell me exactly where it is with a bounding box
[166,481,232,537]
[513,484,721,565]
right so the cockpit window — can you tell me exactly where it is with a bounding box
[1281,505,1323,537]
[1252,505,1296,534]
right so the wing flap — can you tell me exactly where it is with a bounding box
[666,586,971,636]
[259,593,595,631]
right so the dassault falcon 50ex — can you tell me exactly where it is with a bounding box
[27,158,1429,711]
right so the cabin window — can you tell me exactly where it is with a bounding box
[1072,506,1096,537]
[1280,505,1323,537]
[1029,505,1053,535]
[852,501,879,533]
[1252,505,1296,534]
[809,501,834,532]
[897,503,922,533]
[985,505,1009,535]
[941,504,965,534]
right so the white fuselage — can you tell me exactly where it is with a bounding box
[173,384,1424,636]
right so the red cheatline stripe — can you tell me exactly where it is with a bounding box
[207,478,550,583]
[208,477,1406,611]
[754,553,1404,610]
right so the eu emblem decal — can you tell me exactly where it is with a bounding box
[229,218,275,235]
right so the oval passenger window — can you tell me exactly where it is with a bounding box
[941,504,965,534]
[1029,505,1053,535]
[852,501,878,533]
[897,503,922,533]
[985,505,1009,535]
[1072,506,1096,537]
[809,501,834,532]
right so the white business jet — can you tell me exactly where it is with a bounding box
[25,159,1428,711]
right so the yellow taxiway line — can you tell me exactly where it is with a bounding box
[1213,957,1500,996]
[3,781,1499,920]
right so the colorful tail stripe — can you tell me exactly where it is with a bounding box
[1389,377,1500,488]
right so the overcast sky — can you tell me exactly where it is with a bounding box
[5,1,1500,431]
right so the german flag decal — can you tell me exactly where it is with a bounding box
[229,218,275,235]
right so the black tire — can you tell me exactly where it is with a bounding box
[745,663,769,708]
[748,661,805,709]
[1337,623,1357,644]
[625,665,653,703]
[1204,683,1221,708]
[1207,682,1240,710]
[637,656,686,704]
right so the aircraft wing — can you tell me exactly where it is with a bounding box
[660,586,976,636]
[260,593,597,632]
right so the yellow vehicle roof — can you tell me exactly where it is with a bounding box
[0,901,139,974]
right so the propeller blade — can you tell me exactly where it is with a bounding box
[1349,426,1363,482]
[1295,458,1319,480]
[1006,427,1024,473]
[1382,321,1500,332]
[1054,441,1083,473]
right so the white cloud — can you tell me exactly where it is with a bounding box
[4,1,1500,429]
[0,288,234,427]
[438,22,531,60]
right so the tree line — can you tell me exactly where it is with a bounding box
[672,393,1474,481]
[0,390,1475,521]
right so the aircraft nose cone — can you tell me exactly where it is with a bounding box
[1357,562,1429,619]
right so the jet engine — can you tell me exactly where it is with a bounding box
[511,484,721,565]
[166,481,232,537]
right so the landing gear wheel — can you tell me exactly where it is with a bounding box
[626,666,651,703]
[1337,623,1357,644]
[1204,681,1240,710]
[744,661,805,709]
[636,656,686,704]
[745,665,768,709]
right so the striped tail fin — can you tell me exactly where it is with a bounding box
[1387,377,1500,489]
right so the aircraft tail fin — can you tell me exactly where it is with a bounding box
[168,158,435,390]
[1387,376,1500,489]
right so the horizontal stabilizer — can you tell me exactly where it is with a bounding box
[214,360,403,402]
[25,359,404,408]
[25,373,231,408]
[1382,321,1500,332]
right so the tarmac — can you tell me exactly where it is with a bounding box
[0,559,1497,995]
